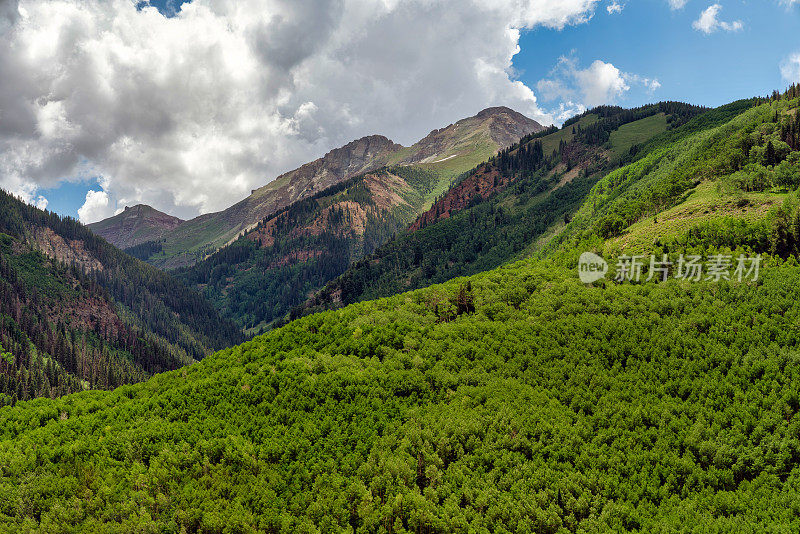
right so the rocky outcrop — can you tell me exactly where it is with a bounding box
[31,227,105,272]
[409,167,507,231]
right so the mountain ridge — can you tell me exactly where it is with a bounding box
[89,106,545,269]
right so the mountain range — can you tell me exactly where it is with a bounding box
[169,102,705,332]
[90,106,544,270]
[3,86,800,530]
[3,83,800,530]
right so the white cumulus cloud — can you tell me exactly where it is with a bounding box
[668,0,689,9]
[782,53,800,83]
[575,61,631,107]
[77,189,115,224]
[607,1,624,14]
[693,4,743,34]
[536,56,659,109]
[0,0,606,221]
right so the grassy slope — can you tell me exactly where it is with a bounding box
[608,113,669,160]
[540,114,599,155]
[514,113,673,258]
[607,180,786,252]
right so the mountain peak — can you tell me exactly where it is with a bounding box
[123,203,154,212]
[476,106,546,149]
[89,203,184,250]
[399,106,545,165]
[475,105,517,118]
[319,134,402,163]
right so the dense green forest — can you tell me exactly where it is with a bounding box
[300,103,707,316]
[0,190,243,406]
[4,258,800,531]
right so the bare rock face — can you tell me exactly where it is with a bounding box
[409,167,508,232]
[31,227,105,272]
[204,135,405,250]
[250,135,403,206]
[317,135,403,179]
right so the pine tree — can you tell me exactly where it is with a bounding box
[766,140,776,167]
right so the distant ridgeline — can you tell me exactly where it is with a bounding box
[0,190,243,406]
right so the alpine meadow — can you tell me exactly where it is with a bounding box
[1,1,800,532]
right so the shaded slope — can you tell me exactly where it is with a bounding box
[177,166,454,331]
[0,190,243,406]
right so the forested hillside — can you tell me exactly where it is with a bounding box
[300,102,707,315]
[548,86,800,259]
[176,167,450,331]
[0,191,243,406]
[3,256,800,531]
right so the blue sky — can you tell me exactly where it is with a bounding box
[515,1,800,111]
[4,0,800,221]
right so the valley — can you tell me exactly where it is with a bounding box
[1,85,800,531]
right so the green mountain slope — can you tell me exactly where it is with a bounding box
[546,91,800,260]
[2,88,800,531]
[0,190,243,406]
[301,103,706,314]
[3,257,800,531]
